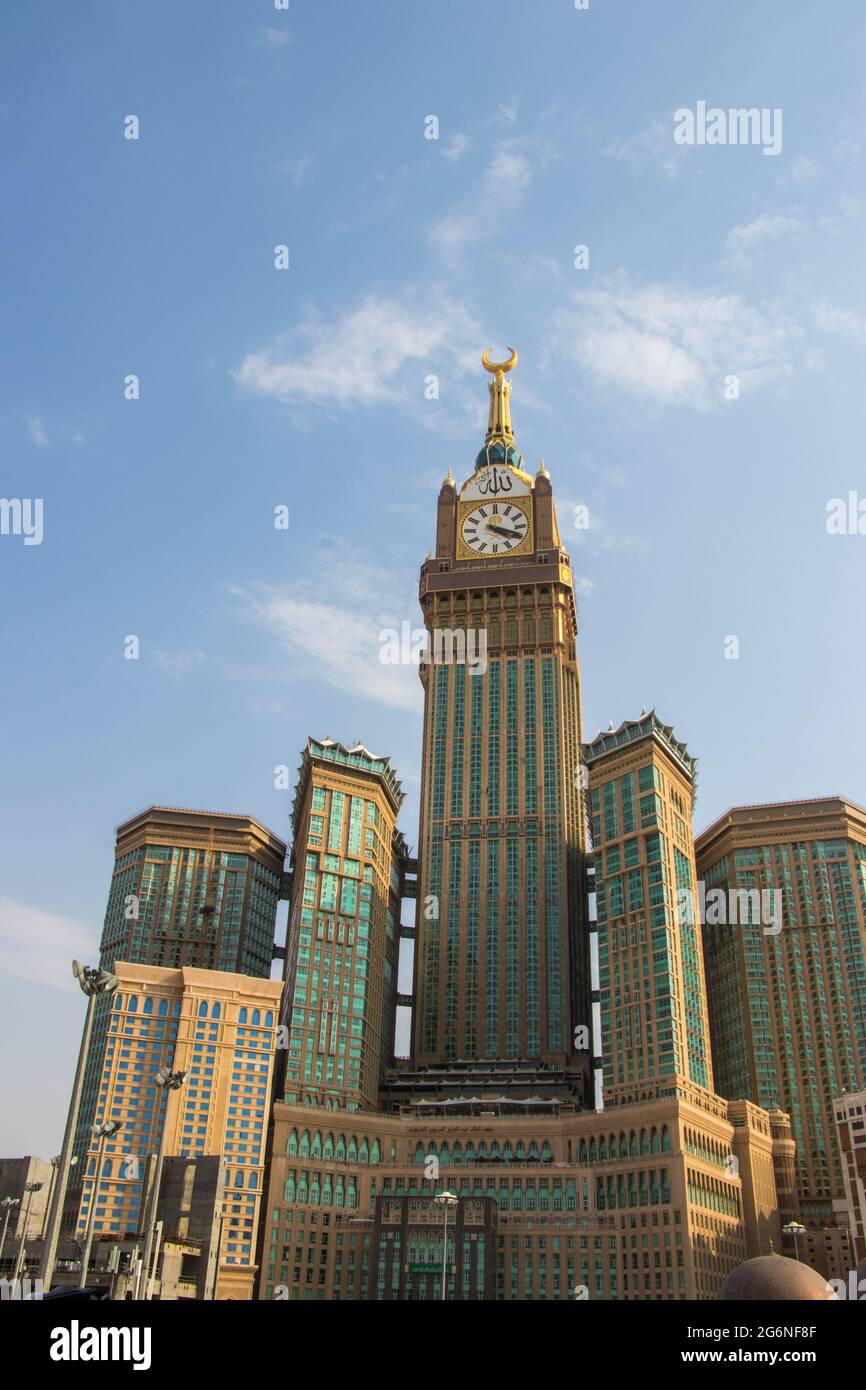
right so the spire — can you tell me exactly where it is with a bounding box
[482,347,518,443]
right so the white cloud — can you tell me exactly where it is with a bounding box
[791,156,819,184]
[256,27,291,47]
[723,212,805,269]
[604,118,690,180]
[0,899,95,991]
[229,543,423,714]
[427,138,545,259]
[546,277,807,408]
[442,133,470,162]
[151,648,207,682]
[809,300,866,343]
[27,415,47,447]
[283,153,312,187]
[235,292,481,411]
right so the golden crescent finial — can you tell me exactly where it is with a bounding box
[482,346,518,375]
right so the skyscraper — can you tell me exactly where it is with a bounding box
[76,962,282,1299]
[695,796,866,1266]
[833,1088,866,1266]
[260,354,793,1301]
[583,712,714,1107]
[67,807,286,1242]
[101,806,286,977]
[279,737,410,1112]
[411,348,591,1093]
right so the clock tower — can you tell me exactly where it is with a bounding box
[412,350,593,1100]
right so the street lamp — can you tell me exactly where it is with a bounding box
[41,1155,77,1242]
[433,1190,458,1302]
[138,1065,186,1301]
[78,1121,122,1288]
[12,1182,44,1284]
[0,1197,20,1271]
[783,1221,808,1263]
[40,960,119,1292]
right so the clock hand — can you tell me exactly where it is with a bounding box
[487,522,522,539]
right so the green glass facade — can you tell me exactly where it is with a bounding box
[696,802,866,1223]
[281,739,406,1112]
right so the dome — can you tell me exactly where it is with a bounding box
[475,440,525,471]
[718,1254,836,1301]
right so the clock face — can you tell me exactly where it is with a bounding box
[461,502,530,555]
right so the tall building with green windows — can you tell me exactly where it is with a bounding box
[696,797,866,1236]
[279,738,409,1112]
[410,349,591,1093]
[584,712,714,1108]
[66,806,285,1237]
[260,353,794,1303]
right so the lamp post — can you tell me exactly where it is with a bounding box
[41,1155,77,1242]
[12,1182,44,1284]
[138,1065,186,1301]
[40,960,119,1291]
[434,1190,458,1302]
[208,1163,231,1301]
[783,1221,808,1263]
[79,1121,122,1288]
[0,1197,20,1272]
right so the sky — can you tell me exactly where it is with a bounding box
[1,0,865,1154]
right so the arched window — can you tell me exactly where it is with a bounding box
[235,1170,244,1188]
[113,994,123,1010]
[311,1131,322,1158]
[252,1009,261,1026]
[198,1001,208,1017]
[299,1131,310,1158]
[158,999,168,1017]
[128,996,138,1014]
[212,1003,221,1019]
[287,1129,298,1156]
[239,1007,248,1024]
[265,1011,274,1027]
[323,1134,334,1160]
[143,998,154,1015]
[336,1135,346,1162]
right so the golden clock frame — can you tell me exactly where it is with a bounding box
[456,497,534,561]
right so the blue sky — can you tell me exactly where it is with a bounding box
[2,0,865,1153]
